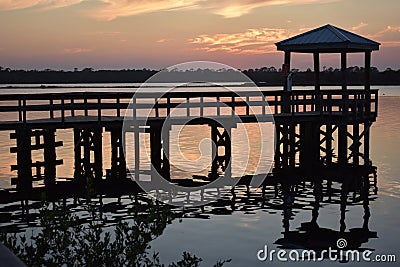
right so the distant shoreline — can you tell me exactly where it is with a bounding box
[1,67,399,86]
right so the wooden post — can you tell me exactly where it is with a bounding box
[110,128,118,179]
[274,124,282,169]
[289,123,296,168]
[74,129,81,182]
[283,51,291,113]
[365,51,371,91]
[225,127,232,179]
[313,52,320,91]
[211,124,219,179]
[341,52,347,91]
[14,129,32,192]
[281,125,289,168]
[365,51,371,116]
[314,52,322,112]
[134,125,140,181]
[150,124,162,179]
[109,125,126,180]
[92,127,103,180]
[161,124,170,180]
[364,123,370,165]
[338,124,348,165]
[339,52,348,166]
[210,124,231,179]
[43,129,56,188]
[325,124,333,165]
[74,127,103,183]
[353,124,360,166]
[284,51,291,91]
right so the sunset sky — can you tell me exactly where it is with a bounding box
[0,0,399,70]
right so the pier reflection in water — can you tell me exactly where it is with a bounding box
[0,173,379,263]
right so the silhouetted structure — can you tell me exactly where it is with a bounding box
[0,25,379,203]
[273,24,379,177]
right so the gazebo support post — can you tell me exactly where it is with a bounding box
[313,52,320,91]
[284,51,291,92]
[338,52,348,165]
[281,51,291,167]
[364,51,372,165]
[341,52,347,91]
[314,52,322,112]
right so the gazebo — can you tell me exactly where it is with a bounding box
[275,24,380,92]
[273,24,380,168]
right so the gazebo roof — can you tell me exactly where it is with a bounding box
[276,24,380,53]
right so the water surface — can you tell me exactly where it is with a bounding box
[0,85,399,266]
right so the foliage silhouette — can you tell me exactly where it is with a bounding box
[0,198,230,267]
[0,66,399,85]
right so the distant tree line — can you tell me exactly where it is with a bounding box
[243,66,400,86]
[0,66,399,85]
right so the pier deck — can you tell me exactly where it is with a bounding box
[0,89,378,193]
[0,89,377,127]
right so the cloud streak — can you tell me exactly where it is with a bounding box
[189,28,295,54]
[366,25,400,48]
[0,0,341,20]
[206,0,338,18]
[92,0,202,20]
[92,0,339,20]
[351,22,368,31]
[188,22,400,55]
[0,0,84,10]
[62,48,92,54]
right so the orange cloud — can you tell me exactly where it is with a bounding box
[351,22,368,31]
[207,0,338,18]
[0,0,83,10]
[93,0,201,21]
[0,0,342,20]
[156,38,174,43]
[367,25,400,48]
[62,48,92,54]
[190,22,400,55]
[372,26,400,38]
[92,0,340,20]
[383,41,400,48]
[189,28,295,54]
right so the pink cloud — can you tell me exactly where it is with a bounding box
[366,25,400,48]
[351,22,368,31]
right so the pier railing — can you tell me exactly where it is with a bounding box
[0,89,378,128]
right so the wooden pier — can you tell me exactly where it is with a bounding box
[0,24,381,198]
[0,88,378,192]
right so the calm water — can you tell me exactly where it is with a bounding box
[0,85,399,266]
[151,92,400,266]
